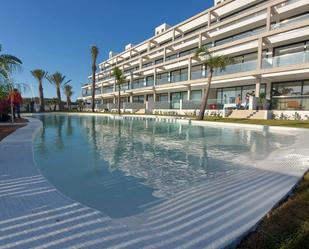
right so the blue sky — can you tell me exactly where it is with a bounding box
[1,0,212,100]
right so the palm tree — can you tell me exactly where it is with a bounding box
[91,46,99,112]
[63,84,74,110]
[0,44,22,81]
[195,47,234,120]
[112,67,127,115]
[31,69,47,112]
[46,72,71,111]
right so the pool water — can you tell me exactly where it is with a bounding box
[33,115,293,218]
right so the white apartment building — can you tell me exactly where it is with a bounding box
[80,0,309,117]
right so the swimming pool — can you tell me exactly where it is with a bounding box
[34,114,296,219]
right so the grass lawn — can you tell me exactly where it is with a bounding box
[56,111,309,128]
[202,117,309,129]
[238,171,309,249]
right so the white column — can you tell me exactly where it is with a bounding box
[198,33,202,48]
[153,68,157,87]
[188,58,192,81]
[266,82,272,100]
[255,78,261,98]
[257,37,263,70]
[187,86,191,101]
[208,11,211,27]
[266,6,271,31]
[147,41,151,52]
[139,57,143,70]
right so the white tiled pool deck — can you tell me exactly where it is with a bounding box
[0,117,308,249]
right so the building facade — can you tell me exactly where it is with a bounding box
[80,0,309,117]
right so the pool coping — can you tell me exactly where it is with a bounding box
[1,115,308,248]
[25,112,309,132]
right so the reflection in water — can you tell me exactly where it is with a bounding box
[80,116,293,199]
[34,115,294,218]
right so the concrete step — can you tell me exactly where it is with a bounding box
[135,109,146,114]
[228,110,267,119]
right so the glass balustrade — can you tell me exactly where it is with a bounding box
[214,60,257,76]
[263,51,309,68]
[132,81,145,89]
[272,13,309,30]
[170,73,188,83]
[103,87,114,94]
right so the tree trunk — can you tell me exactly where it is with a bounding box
[198,70,213,120]
[118,84,121,115]
[39,81,45,112]
[57,87,61,111]
[91,64,96,113]
[66,96,70,110]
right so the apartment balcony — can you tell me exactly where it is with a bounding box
[263,51,309,69]
[103,87,114,94]
[152,99,220,110]
[214,60,257,76]
[132,80,145,89]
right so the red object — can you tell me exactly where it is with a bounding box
[8,91,23,105]
[0,99,10,114]
[210,104,217,109]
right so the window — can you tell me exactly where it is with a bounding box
[157,73,169,85]
[166,54,178,61]
[191,90,202,101]
[156,93,168,102]
[191,65,204,80]
[103,86,114,93]
[170,68,188,83]
[155,58,163,65]
[133,95,144,103]
[271,80,309,110]
[274,42,307,56]
[215,26,266,47]
[303,81,309,95]
[132,78,144,89]
[179,47,198,57]
[217,84,265,105]
[142,62,153,68]
[146,76,154,86]
[95,87,101,95]
[272,82,302,96]
[171,92,188,109]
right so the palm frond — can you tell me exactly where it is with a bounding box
[31,69,47,81]
[64,84,74,97]
[0,67,8,79]
[46,72,71,87]
[196,46,234,72]
[194,46,210,58]
[112,67,123,82]
[0,54,22,65]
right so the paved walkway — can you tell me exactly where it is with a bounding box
[0,117,308,249]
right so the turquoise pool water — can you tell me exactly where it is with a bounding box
[33,115,294,218]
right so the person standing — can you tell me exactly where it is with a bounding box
[235,94,242,110]
[8,89,23,119]
[245,93,250,110]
